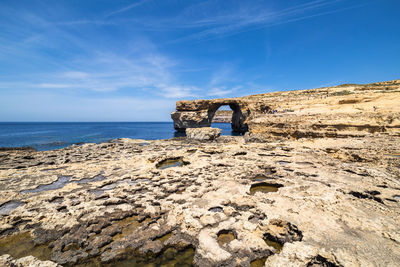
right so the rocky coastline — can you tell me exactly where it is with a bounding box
[1,80,400,266]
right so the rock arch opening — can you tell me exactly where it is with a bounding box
[209,103,248,134]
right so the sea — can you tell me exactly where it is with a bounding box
[0,122,237,151]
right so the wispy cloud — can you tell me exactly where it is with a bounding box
[55,20,116,26]
[163,0,364,42]
[0,48,198,98]
[105,0,149,18]
[0,3,200,99]
[53,0,359,41]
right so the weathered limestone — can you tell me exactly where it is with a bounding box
[0,254,59,267]
[171,99,253,133]
[186,127,222,141]
[247,112,400,140]
[171,80,400,139]
[0,134,399,266]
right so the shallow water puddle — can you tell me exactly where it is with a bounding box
[276,160,291,165]
[112,216,141,241]
[295,162,314,166]
[217,230,235,246]
[156,157,188,170]
[154,232,172,244]
[250,182,283,195]
[99,183,118,191]
[127,178,152,186]
[0,232,52,261]
[384,154,400,158]
[101,246,195,267]
[264,237,283,253]
[0,200,24,215]
[21,175,72,194]
[21,173,108,194]
[90,189,106,196]
[75,174,106,184]
[393,195,400,200]
[80,219,194,266]
[209,206,223,213]
[250,257,267,267]
[252,175,268,182]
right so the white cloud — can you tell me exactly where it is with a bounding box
[158,85,198,99]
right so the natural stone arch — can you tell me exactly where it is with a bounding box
[207,102,248,133]
[171,99,250,134]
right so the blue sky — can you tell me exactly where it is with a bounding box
[0,0,399,121]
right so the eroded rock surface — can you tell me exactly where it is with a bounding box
[0,133,399,266]
[171,99,251,133]
[171,80,400,139]
[0,254,59,267]
[186,127,222,141]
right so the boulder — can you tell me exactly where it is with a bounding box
[186,127,222,141]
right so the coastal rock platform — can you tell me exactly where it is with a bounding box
[0,133,399,266]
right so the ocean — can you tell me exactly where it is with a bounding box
[0,122,236,151]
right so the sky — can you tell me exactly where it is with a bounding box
[0,0,399,122]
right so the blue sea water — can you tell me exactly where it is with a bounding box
[0,122,235,151]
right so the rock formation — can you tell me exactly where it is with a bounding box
[171,99,253,133]
[171,80,400,139]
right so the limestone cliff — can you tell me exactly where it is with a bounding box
[171,79,400,138]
